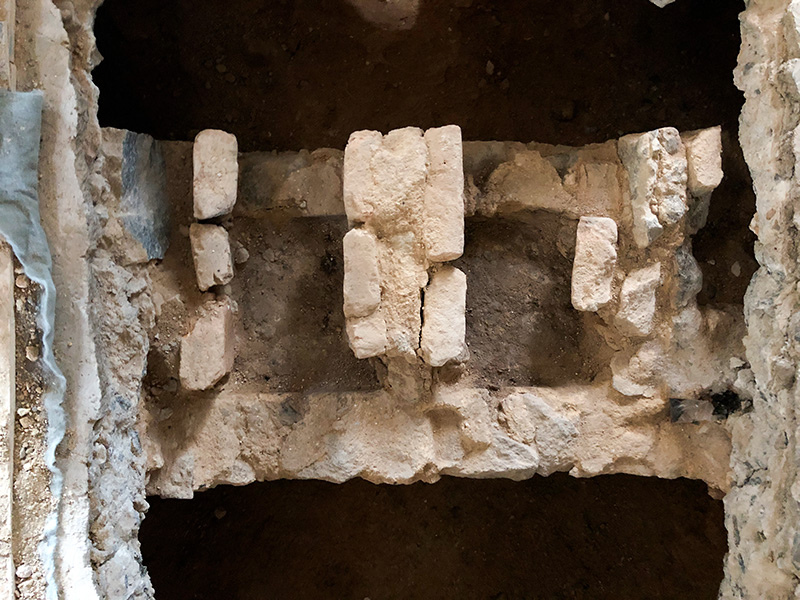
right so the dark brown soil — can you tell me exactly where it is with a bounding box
[140,474,726,600]
[454,214,608,388]
[93,0,755,305]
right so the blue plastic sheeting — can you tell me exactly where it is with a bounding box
[0,90,66,599]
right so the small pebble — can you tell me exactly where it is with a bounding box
[25,346,39,362]
[485,60,495,76]
[214,507,227,520]
[731,261,742,277]
[14,275,27,289]
[16,407,30,417]
[15,564,33,579]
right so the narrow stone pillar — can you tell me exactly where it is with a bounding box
[420,266,467,367]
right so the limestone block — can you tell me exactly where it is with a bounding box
[189,223,234,292]
[571,216,618,312]
[420,266,467,367]
[615,263,661,337]
[193,129,238,220]
[180,300,236,391]
[343,228,381,318]
[649,0,676,6]
[346,310,388,359]
[618,127,688,247]
[423,125,465,262]
[343,130,382,223]
[682,127,723,196]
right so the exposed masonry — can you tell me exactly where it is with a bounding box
[125,123,746,509]
[9,1,800,599]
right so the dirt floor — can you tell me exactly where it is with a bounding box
[454,214,608,388]
[93,0,756,305]
[140,474,726,600]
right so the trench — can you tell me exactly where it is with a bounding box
[140,475,726,600]
[92,0,746,597]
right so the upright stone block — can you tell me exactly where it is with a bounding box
[420,266,467,367]
[616,263,661,337]
[346,310,388,359]
[343,228,382,318]
[342,130,382,223]
[423,125,464,262]
[571,216,618,312]
[682,127,723,196]
[180,300,236,391]
[193,129,238,220]
[189,223,234,292]
[619,128,688,247]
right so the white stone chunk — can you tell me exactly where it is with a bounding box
[193,129,238,220]
[423,125,465,262]
[619,128,687,246]
[343,130,382,223]
[682,127,724,196]
[346,310,388,359]
[571,217,618,312]
[343,228,381,318]
[615,263,661,337]
[189,223,234,292]
[180,300,236,391]
[420,266,467,367]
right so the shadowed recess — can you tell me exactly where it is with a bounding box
[140,474,726,600]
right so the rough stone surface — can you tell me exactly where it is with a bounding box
[189,223,233,292]
[423,125,465,262]
[342,126,466,363]
[179,300,235,391]
[342,228,381,319]
[193,129,238,221]
[420,266,467,367]
[616,263,661,337]
[571,216,617,312]
[682,126,724,197]
[618,127,688,247]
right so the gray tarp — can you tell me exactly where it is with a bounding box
[0,89,65,598]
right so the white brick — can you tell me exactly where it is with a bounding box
[180,300,236,391]
[615,263,661,337]
[682,127,723,196]
[571,217,618,312]
[420,266,467,367]
[346,310,388,359]
[193,129,238,220]
[343,228,381,318]
[423,125,465,262]
[189,223,233,292]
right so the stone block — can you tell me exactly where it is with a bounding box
[616,263,661,337]
[682,127,723,196]
[180,300,236,391]
[343,130,382,223]
[193,129,238,220]
[189,223,234,292]
[343,228,381,318]
[423,125,464,262]
[420,266,467,367]
[346,310,388,359]
[619,128,688,247]
[571,216,618,312]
